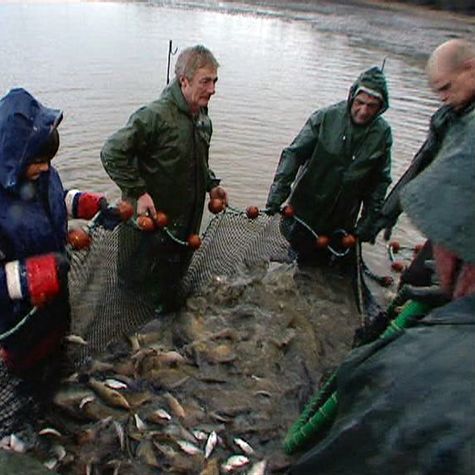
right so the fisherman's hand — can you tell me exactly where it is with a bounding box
[137,193,157,219]
[355,220,377,244]
[209,186,228,206]
[5,253,69,307]
[371,214,394,242]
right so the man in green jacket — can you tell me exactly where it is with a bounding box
[266,67,392,263]
[101,44,226,314]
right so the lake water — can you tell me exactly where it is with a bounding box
[1,0,473,269]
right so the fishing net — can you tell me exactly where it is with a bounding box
[0,211,290,438]
[67,210,292,366]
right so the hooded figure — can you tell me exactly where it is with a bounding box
[0,88,117,373]
[0,88,71,373]
[266,67,392,259]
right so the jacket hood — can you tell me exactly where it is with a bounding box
[0,88,63,192]
[348,66,389,116]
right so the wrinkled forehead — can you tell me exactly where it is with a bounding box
[354,91,382,106]
[191,65,218,81]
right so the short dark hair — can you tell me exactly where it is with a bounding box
[36,128,60,162]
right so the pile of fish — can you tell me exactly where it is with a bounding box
[5,261,361,473]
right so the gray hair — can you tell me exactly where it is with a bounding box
[174,45,219,81]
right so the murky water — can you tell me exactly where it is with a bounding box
[1,0,473,270]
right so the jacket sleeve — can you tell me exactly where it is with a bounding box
[375,105,452,230]
[100,106,154,199]
[266,110,322,208]
[206,169,221,192]
[358,127,393,225]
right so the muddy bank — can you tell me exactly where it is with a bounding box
[174,0,474,62]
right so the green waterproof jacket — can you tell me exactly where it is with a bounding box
[374,105,455,233]
[266,67,392,236]
[101,79,220,240]
[401,102,475,263]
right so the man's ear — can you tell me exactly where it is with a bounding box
[179,75,188,87]
[462,57,475,72]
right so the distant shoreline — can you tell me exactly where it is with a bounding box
[203,0,475,16]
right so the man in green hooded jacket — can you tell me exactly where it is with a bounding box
[266,67,392,262]
[101,45,226,313]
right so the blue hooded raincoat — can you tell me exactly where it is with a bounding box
[0,88,70,371]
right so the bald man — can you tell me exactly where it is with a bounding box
[372,39,475,291]
[401,39,475,298]
[427,39,475,111]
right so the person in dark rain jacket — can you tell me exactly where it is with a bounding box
[0,88,123,436]
[101,44,227,314]
[266,67,392,262]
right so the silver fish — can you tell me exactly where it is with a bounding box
[222,455,250,472]
[88,378,131,410]
[64,334,88,345]
[0,434,27,453]
[134,413,147,431]
[148,408,172,422]
[233,437,255,455]
[104,378,128,390]
[192,429,208,441]
[204,430,218,459]
[176,439,202,455]
[38,427,62,438]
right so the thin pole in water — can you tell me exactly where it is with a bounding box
[166,40,178,85]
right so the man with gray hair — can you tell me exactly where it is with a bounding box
[101,44,226,315]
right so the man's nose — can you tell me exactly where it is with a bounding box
[360,105,370,115]
[207,82,216,95]
[39,162,50,172]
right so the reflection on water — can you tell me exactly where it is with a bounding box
[0,0,473,265]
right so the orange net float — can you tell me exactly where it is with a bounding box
[116,200,134,221]
[154,211,169,229]
[281,204,295,219]
[391,261,406,273]
[136,215,156,232]
[208,198,226,214]
[67,228,92,251]
[187,234,202,250]
[245,206,260,220]
[341,234,357,248]
[315,235,330,249]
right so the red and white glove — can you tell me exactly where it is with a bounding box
[65,189,105,220]
[4,253,68,307]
